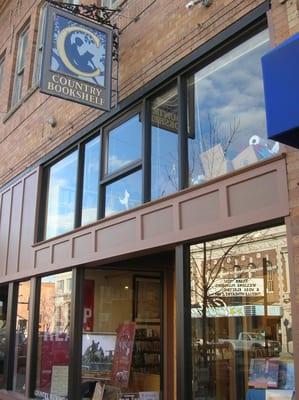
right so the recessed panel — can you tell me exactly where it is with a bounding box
[96,219,136,251]
[142,206,173,240]
[228,171,277,216]
[180,191,220,229]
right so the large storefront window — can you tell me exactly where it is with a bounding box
[104,111,143,216]
[190,226,294,400]
[45,151,78,239]
[151,85,179,200]
[81,270,162,399]
[13,280,30,393]
[187,30,279,186]
[0,285,8,389]
[82,136,100,226]
[34,271,72,400]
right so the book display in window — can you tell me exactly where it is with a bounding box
[132,328,160,375]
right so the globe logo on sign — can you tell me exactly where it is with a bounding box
[51,15,106,86]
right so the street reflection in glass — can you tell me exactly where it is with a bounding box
[190,226,294,400]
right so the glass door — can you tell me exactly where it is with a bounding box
[81,269,162,400]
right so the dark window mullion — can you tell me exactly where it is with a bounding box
[68,268,84,400]
[4,282,18,390]
[74,144,85,228]
[101,160,142,185]
[98,129,106,219]
[178,75,188,190]
[175,245,192,400]
[142,98,151,203]
[25,277,41,398]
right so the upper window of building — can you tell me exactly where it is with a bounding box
[151,85,179,200]
[0,54,5,94]
[33,4,47,86]
[45,150,79,239]
[64,0,80,4]
[102,0,121,9]
[105,113,142,176]
[11,25,29,107]
[187,30,278,186]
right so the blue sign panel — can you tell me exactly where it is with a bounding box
[40,5,113,111]
[262,33,299,148]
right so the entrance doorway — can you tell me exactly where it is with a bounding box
[81,268,163,400]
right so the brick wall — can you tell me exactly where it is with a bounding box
[0,0,270,187]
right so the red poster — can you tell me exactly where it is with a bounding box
[83,280,94,332]
[111,322,136,388]
[39,332,69,392]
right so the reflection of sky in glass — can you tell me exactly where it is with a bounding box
[151,87,179,200]
[107,114,142,175]
[105,170,142,216]
[82,136,100,225]
[46,151,78,239]
[188,30,279,186]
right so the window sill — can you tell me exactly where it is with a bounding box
[2,84,40,123]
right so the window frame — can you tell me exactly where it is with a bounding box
[39,131,102,241]
[100,105,143,217]
[0,52,5,94]
[32,3,47,86]
[11,24,29,108]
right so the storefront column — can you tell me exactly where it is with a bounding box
[175,245,192,400]
[25,277,40,398]
[68,268,84,400]
[4,282,18,390]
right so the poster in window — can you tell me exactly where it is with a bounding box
[111,322,136,388]
[133,277,160,324]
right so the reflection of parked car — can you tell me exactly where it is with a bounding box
[219,332,281,356]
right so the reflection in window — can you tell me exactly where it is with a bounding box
[82,136,100,225]
[34,272,72,400]
[151,86,179,200]
[188,30,279,186]
[45,151,78,239]
[13,281,30,393]
[105,170,142,216]
[190,225,294,400]
[81,269,161,399]
[106,114,142,175]
[0,285,8,389]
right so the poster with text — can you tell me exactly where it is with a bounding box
[111,322,136,388]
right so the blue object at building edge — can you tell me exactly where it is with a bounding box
[262,32,299,148]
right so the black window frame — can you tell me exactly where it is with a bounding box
[11,23,30,108]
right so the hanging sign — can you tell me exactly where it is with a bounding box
[40,4,113,110]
